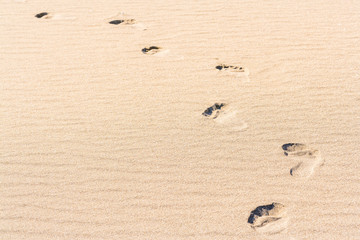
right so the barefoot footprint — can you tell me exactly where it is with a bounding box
[34,12,76,20]
[215,64,250,81]
[35,12,49,18]
[109,19,136,25]
[282,143,323,178]
[202,103,226,119]
[142,46,162,55]
[215,64,245,72]
[248,202,288,235]
[202,103,247,131]
[106,12,146,30]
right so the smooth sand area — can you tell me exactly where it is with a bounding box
[1,0,360,239]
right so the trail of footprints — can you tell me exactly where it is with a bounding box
[247,143,323,236]
[32,8,323,238]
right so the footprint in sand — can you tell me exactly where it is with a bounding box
[109,19,136,25]
[141,46,184,59]
[215,64,250,81]
[35,12,49,18]
[106,13,146,30]
[142,46,162,55]
[202,103,247,131]
[282,143,323,178]
[248,202,288,235]
[34,12,76,20]
[202,103,226,119]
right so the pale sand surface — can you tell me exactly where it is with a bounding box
[1,0,360,239]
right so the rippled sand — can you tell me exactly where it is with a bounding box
[1,0,360,239]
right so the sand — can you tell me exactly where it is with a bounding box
[1,0,360,239]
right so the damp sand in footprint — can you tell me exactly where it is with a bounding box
[202,103,247,131]
[282,143,323,178]
[248,202,288,235]
[215,64,250,81]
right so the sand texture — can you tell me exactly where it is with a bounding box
[1,0,360,239]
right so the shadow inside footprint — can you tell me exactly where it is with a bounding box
[142,46,161,55]
[248,203,287,234]
[202,103,226,119]
[109,20,124,25]
[35,12,48,18]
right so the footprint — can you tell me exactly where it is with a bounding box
[142,46,162,55]
[202,103,226,119]
[141,46,182,59]
[248,202,288,235]
[281,143,323,178]
[34,12,76,20]
[35,12,49,19]
[202,103,248,131]
[106,12,146,30]
[215,64,245,72]
[215,64,250,81]
[109,19,136,25]
[281,143,308,156]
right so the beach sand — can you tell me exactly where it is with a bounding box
[1,0,360,239]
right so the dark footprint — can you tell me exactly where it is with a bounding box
[35,12,48,18]
[248,202,288,235]
[215,64,250,80]
[202,103,226,119]
[216,64,244,71]
[109,20,124,25]
[109,19,136,25]
[142,46,161,55]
